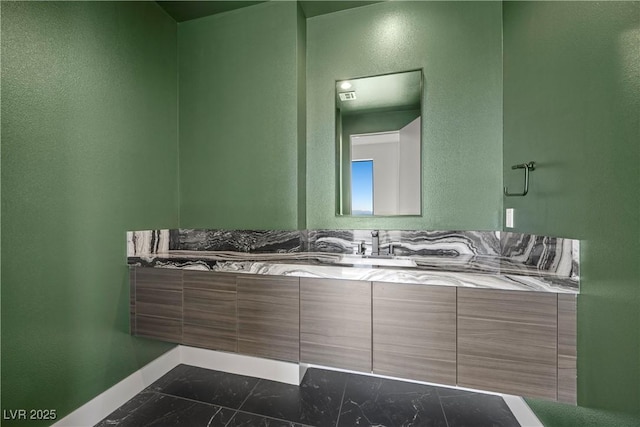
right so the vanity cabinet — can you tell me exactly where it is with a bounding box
[236,275,300,362]
[372,282,457,385]
[300,278,371,371]
[457,288,558,400]
[129,267,576,404]
[133,268,183,343]
[183,271,237,352]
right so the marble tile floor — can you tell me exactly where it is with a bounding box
[95,364,521,427]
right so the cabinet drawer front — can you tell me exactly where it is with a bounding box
[373,282,456,385]
[374,352,456,386]
[184,270,236,292]
[136,288,182,319]
[458,355,557,400]
[183,323,237,353]
[184,288,236,329]
[136,314,182,343]
[237,275,299,304]
[237,275,299,362]
[300,278,371,371]
[129,268,136,335]
[238,338,299,363]
[558,294,577,404]
[135,268,182,291]
[458,318,557,364]
[458,288,556,325]
[457,288,558,400]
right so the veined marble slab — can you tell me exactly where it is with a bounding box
[170,229,305,253]
[307,229,501,257]
[126,228,579,293]
[127,230,169,256]
[128,251,578,294]
[500,232,579,281]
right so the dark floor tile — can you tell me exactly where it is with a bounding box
[337,374,448,427]
[102,393,228,426]
[227,410,310,426]
[94,392,156,426]
[440,393,520,427]
[239,368,348,427]
[147,364,260,408]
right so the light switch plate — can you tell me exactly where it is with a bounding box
[506,208,514,228]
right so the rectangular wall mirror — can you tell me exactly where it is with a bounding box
[335,70,423,216]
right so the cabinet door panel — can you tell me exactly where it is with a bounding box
[300,278,371,372]
[136,315,182,343]
[457,288,557,400]
[373,282,456,385]
[129,267,136,335]
[558,294,577,404]
[237,275,299,362]
[136,288,183,319]
[134,268,183,342]
[183,271,237,352]
[136,268,182,292]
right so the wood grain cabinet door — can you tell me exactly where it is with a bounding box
[183,271,237,353]
[457,288,558,400]
[373,282,457,385]
[133,267,183,343]
[237,275,300,362]
[558,294,577,404]
[300,278,372,372]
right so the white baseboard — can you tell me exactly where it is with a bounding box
[52,347,181,427]
[179,345,302,385]
[52,346,302,427]
[53,347,542,427]
[502,395,544,427]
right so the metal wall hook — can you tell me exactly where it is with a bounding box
[504,161,536,197]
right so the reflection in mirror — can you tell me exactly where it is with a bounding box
[336,70,422,216]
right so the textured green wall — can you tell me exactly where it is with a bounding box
[503,1,640,424]
[307,1,503,230]
[296,2,307,229]
[1,2,179,424]
[178,1,305,229]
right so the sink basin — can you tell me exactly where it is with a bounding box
[336,255,417,268]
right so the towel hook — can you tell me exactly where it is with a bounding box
[504,161,536,197]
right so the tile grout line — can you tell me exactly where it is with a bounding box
[155,391,223,408]
[155,389,313,427]
[436,392,451,427]
[235,379,262,414]
[334,378,349,427]
[229,409,316,427]
[96,391,158,426]
[206,406,223,427]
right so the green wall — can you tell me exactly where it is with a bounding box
[1,2,179,424]
[178,1,306,229]
[306,1,503,230]
[503,1,640,424]
[3,2,639,426]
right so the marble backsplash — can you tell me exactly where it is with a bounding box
[127,228,579,279]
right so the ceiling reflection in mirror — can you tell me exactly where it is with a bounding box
[336,70,422,216]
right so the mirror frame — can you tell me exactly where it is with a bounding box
[335,68,424,217]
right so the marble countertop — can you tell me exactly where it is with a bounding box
[128,250,579,294]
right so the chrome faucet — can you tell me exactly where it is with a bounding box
[371,230,379,256]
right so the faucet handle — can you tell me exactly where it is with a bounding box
[351,241,366,255]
